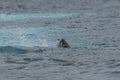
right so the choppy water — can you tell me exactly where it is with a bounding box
[0,26,65,47]
[0,9,120,80]
[0,12,120,49]
[0,12,95,48]
[0,13,81,21]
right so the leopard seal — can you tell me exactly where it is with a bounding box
[57,38,70,48]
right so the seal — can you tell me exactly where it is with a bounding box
[57,38,70,48]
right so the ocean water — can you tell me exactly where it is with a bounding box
[1,12,119,49]
[0,13,80,21]
[0,12,96,48]
[0,8,120,80]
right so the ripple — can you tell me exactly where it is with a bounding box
[49,58,74,66]
[111,71,120,74]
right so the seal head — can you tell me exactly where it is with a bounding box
[57,38,70,48]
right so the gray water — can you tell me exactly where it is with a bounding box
[0,0,120,80]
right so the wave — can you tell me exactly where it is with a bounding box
[0,46,46,54]
[0,13,79,21]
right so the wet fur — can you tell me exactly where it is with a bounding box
[58,39,70,48]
